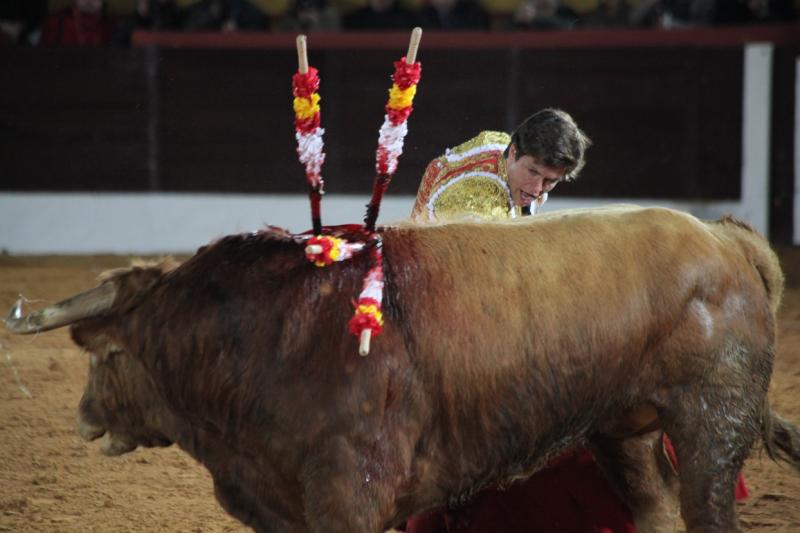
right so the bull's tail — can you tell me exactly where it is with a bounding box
[761,405,800,471]
[710,215,784,316]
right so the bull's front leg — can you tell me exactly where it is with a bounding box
[300,436,397,533]
[212,472,309,533]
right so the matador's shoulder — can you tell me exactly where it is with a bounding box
[446,131,511,160]
[426,130,511,180]
[411,131,511,221]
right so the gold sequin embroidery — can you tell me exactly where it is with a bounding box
[411,131,512,221]
[433,177,511,221]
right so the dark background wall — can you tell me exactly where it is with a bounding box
[1,28,797,237]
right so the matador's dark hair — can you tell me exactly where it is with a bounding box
[506,108,591,181]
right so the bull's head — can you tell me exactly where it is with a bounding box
[72,318,176,456]
[5,261,179,456]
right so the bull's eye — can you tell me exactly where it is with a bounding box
[108,341,123,353]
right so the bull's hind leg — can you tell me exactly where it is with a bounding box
[589,429,680,533]
[659,342,772,533]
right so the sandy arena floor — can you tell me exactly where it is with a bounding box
[1,253,799,532]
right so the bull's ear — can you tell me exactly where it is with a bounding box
[71,325,123,364]
[99,260,175,314]
[98,257,178,284]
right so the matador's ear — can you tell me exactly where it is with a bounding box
[507,143,517,160]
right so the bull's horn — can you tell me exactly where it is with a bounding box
[4,282,117,335]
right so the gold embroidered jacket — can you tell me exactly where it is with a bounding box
[411,131,514,222]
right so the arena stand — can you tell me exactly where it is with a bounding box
[1,25,798,253]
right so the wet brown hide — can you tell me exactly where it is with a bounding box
[63,205,800,533]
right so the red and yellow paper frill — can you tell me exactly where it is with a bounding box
[386,58,421,126]
[305,235,344,267]
[292,66,321,133]
[376,58,421,177]
[347,245,385,345]
[304,234,365,267]
[348,297,384,337]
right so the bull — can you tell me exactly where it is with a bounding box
[5,205,800,532]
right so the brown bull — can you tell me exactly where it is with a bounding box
[6,205,800,533]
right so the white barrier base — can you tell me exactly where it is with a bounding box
[0,192,761,254]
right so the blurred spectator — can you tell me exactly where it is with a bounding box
[40,0,117,46]
[114,0,182,44]
[342,0,416,29]
[0,0,47,45]
[222,0,271,31]
[180,0,270,31]
[629,0,715,27]
[138,0,183,29]
[182,0,226,29]
[415,0,490,29]
[580,0,632,27]
[512,0,577,28]
[274,0,341,31]
[713,0,797,24]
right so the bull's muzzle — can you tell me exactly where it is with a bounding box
[76,411,106,442]
[76,411,138,456]
[98,433,137,456]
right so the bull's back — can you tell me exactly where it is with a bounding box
[389,206,728,372]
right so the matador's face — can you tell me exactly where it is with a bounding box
[506,144,566,209]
